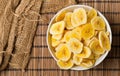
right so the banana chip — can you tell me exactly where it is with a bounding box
[57,60,74,69]
[73,54,83,65]
[80,59,95,68]
[64,12,74,29]
[51,38,60,47]
[67,38,83,54]
[81,23,95,40]
[71,8,87,27]
[87,9,97,22]
[90,37,105,55]
[55,43,71,61]
[99,31,111,51]
[55,10,67,22]
[91,16,105,30]
[50,21,65,35]
[52,34,63,40]
[77,46,91,58]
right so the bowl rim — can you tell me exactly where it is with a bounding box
[46,5,112,70]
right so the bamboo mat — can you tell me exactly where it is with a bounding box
[0,0,120,76]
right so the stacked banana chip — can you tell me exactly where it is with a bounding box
[49,8,111,69]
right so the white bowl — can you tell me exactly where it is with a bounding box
[46,5,112,70]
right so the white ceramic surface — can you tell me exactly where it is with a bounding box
[46,5,112,70]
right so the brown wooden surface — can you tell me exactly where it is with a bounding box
[0,0,120,76]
